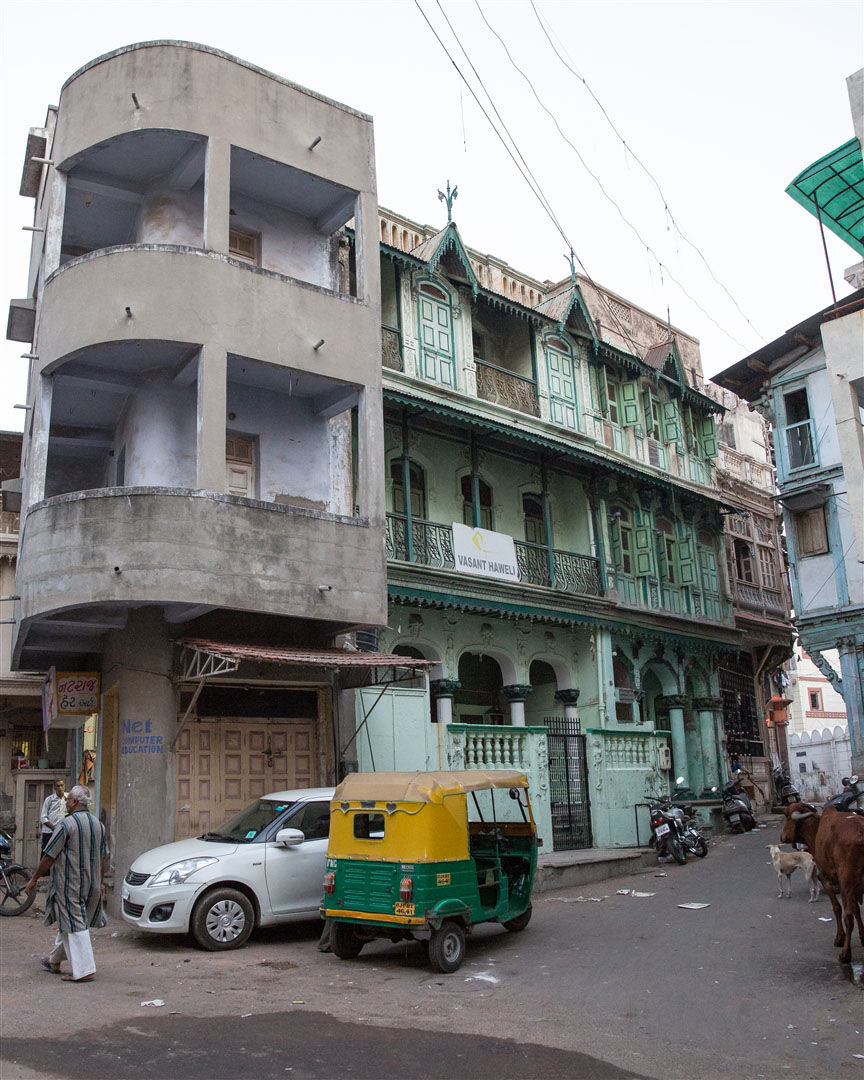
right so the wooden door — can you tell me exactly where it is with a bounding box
[546,344,577,430]
[175,719,316,839]
[226,435,256,497]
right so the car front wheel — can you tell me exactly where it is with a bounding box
[191,887,254,951]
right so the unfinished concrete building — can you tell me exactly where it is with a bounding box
[5,42,393,897]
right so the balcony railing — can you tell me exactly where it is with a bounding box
[475,359,538,417]
[730,580,788,618]
[386,514,603,597]
[382,325,403,371]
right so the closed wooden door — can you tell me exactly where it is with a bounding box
[417,287,456,387]
[175,719,316,839]
[226,435,256,497]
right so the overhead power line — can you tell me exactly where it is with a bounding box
[531,0,767,344]
[474,0,752,353]
[416,0,644,355]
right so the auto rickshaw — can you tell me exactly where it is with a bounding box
[321,769,537,973]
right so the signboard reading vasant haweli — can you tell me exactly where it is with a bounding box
[452,523,520,582]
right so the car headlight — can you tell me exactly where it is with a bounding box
[148,857,219,886]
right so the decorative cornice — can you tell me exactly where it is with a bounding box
[500,684,534,702]
[692,696,723,711]
[656,694,688,710]
[430,679,461,697]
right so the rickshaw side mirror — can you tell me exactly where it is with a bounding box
[508,788,520,801]
[274,828,305,847]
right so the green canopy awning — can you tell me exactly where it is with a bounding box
[786,139,864,256]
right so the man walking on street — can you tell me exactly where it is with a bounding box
[39,778,67,854]
[25,784,108,983]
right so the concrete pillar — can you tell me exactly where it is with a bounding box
[24,374,53,505]
[204,135,231,253]
[102,607,176,911]
[430,679,460,725]
[196,344,227,492]
[501,684,533,728]
[658,695,689,788]
[838,639,864,775]
[693,697,724,795]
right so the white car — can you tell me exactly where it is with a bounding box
[121,787,334,950]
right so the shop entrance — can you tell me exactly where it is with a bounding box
[175,719,316,839]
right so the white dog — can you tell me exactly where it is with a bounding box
[767,844,820,901]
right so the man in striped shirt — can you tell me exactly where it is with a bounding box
[25,784,108,983]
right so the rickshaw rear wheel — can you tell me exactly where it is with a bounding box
[428,920,466,973]
[503,904,532,932]
[331,922,364,959]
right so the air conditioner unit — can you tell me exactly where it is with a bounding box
[658,746,672,770]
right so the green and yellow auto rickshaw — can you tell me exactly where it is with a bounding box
[321,769,537,973]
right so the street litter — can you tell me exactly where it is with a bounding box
[140,999,165,1007]
[545,895,607,903]
[678,903,711,910]
[616,889,655,897]
[654,872,667,878]
[465,972,499,984]
[818,917,833,922]
[291,1000,305,1005]
[241,1013,252,1018]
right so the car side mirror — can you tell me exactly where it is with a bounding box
[275,828,305,847]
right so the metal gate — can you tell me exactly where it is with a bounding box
[545,715,592,850]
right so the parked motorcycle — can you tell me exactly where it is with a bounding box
[720,777,757,833]
[0,829,35,916]
[826,775,864,815]
[648,798,688,864]
[772,766,801,807]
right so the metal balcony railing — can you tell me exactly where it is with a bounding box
[386,514,603,597]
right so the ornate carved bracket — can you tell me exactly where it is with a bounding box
[810,650,842,693]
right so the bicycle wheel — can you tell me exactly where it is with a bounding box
[0,866,36,915]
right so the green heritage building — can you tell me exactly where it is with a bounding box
[347,205,793,850]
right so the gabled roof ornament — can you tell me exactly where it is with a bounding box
[437,180,458,223]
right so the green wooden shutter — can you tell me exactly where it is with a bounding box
[698,547,719,592]
[662,400,681,444]
[677,527,696,585]
[595,365,609,414]
[634,510,654,575]
[610,517,622,569]
[620,381,640,425]
[698,416,718,458]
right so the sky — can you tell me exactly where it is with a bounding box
[1,0,862,432]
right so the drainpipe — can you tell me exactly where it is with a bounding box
[471,433,481,528]
[541,456,555,586]
[401,411,414,562]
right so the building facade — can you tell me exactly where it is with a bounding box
[365,205,785,847]
[4,42,392,896]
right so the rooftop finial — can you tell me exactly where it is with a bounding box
[437,180,458,223]
[567,248,576,289]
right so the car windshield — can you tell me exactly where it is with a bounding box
[200,799,297,843]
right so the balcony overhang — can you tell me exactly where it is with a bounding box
[786,139,864,256]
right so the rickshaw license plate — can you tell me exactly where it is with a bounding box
[394,902,415,915]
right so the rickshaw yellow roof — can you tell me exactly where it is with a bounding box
[333,769,528,804]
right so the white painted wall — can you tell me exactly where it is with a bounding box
[788,726,852,802]
[228,191,337,290]
[783,649,847,735]
[135,186,204,247]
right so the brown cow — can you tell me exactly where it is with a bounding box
[781,801,864,964]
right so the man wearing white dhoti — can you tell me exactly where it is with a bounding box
[25,784,108,983]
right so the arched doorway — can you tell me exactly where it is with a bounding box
[454,652,505,725]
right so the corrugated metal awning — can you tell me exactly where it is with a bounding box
[177,638,434,671]
[786,138,864,256]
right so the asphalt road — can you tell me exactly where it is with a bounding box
[2,816,861,1080]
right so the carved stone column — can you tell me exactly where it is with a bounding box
[430,679,461,725]
[501,684,533,727]
[657,694,689,788]
[692,696,724,795]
